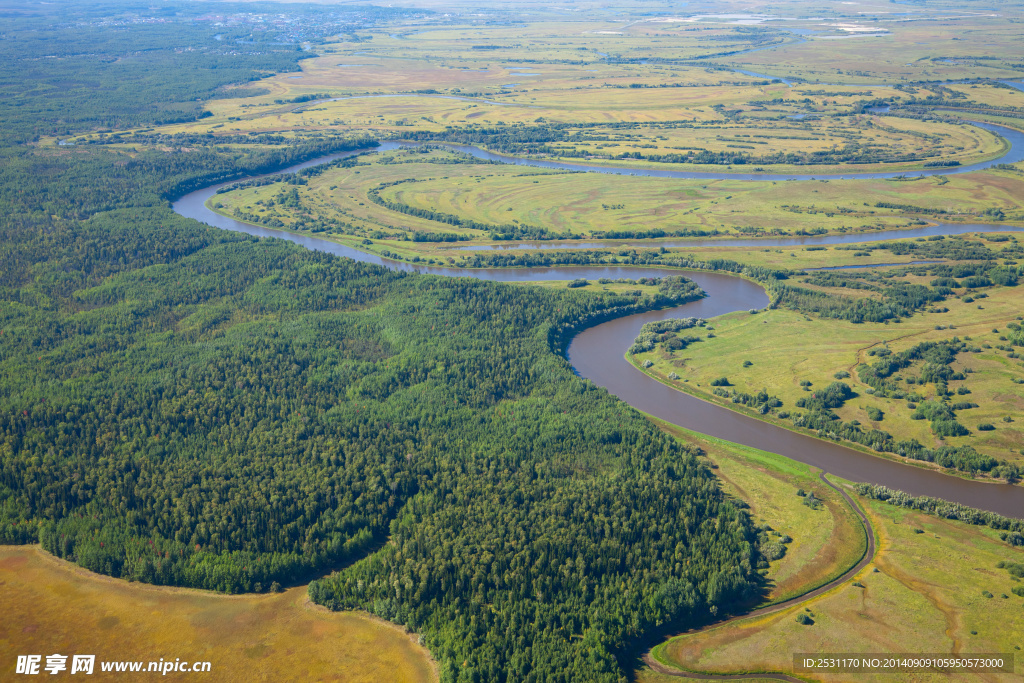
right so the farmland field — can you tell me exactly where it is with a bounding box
[0,546,436,682]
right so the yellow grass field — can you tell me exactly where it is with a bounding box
[165,89,1008,176]
[0,546,437,683]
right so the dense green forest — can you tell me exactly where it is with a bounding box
[0,5,767,681]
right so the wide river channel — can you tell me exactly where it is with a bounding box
[173,138,1024,516]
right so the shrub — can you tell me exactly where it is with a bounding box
[1002,532,1024,546]
[913,401,970,436]
[799,381,854,411]
[796,613,814,625]
[628,317,705,353]
[977,423,995,431]
[802,493,821,510]
[710,377,730,387]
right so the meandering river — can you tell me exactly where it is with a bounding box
[372,121,1024,181]
[172,140,1024,516]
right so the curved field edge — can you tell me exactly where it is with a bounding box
[203,137,1024,255]
[0,545,438,683]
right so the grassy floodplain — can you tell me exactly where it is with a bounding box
[128,84,1012,175]
[205,146,1023,263]
[632,277,1024,466]
[0,546,437,682]
[635,405,1023,681]
[77,15,1024,178]
[382,159,1024,236]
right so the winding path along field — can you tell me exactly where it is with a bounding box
[642,472,876,681]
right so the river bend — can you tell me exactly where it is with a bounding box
[171,147,1024,516]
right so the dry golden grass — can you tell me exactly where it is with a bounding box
[0,546,436,683]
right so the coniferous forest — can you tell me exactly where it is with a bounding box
[0,3,764,681]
